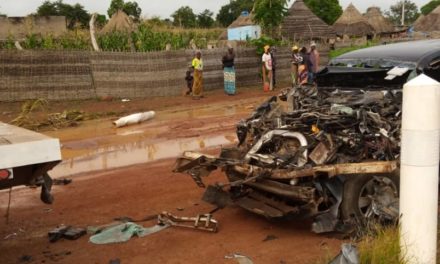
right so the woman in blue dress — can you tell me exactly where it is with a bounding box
[222,45,236,95]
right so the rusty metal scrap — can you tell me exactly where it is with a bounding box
[157,211,218,233]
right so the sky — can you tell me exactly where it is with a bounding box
[0,0,432,18]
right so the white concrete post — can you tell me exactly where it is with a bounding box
[400,74,440,264]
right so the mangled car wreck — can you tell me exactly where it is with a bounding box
[174,87,401,233]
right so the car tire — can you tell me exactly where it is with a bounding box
[340,171,399,222]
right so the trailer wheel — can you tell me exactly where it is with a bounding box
[340,172,399,222]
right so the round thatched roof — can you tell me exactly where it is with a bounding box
[414,5,440,32]
[364,6,394,33]
[333,3,374,36]
[281,0,336,40]
[101,10,135,33]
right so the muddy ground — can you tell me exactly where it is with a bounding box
[0,88,341,264]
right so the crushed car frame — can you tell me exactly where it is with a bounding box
[174,87,401,233]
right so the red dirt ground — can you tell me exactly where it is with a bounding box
[0,88,342,264]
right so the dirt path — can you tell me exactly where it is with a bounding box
[0,88,342,264]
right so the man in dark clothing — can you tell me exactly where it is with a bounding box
[270,47,277,88]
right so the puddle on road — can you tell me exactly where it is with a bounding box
[51,133,238,178]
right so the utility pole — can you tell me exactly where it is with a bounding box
[401,0,406,26]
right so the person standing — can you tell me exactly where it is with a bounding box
[191,51,204,99]
[261,45,273,91]
[184,64,194,96]
[309,42,320,84]
[270,46,277,89]
[299,47,311,85]
[291,45,302,86]
[222,45,236,95]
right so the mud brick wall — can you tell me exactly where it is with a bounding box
[0,47,328,101]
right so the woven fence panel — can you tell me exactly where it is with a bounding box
[0,47,329,101]
[0,50,94,101]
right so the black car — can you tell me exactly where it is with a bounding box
[317,39,440,89]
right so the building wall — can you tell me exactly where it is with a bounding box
[0,47,329,101]
[0,16,67,40]
[228,25,261,41]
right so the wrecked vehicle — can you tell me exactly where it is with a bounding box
[317,39,440,89]
[174,87,401,233]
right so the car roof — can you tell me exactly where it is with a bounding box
[331,39,440,69]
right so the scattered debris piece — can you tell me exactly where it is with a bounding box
[113,111,155,128]
[18,255,33,263]
[109,259,121,264]
[158,211,218,233]
[225,253,253,264]
[329,243,359,264]
[4,232,17,240]
[176,207,185,211]
[89,222,169,245]
[48,225,86,243]
[121,99,131,102]
[262,234,278,242]
[53,178,73,185]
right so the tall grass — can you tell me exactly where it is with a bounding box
[329,41,379,58]
[357,225,406,264]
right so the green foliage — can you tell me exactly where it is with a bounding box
[107,0,142,21]
[329,41,378,58]
[172,6,197,28]
[98,31,131,51]
[197,9,215,28]
[304,0,343,25]
[253,0,288,37]
[36,0,90,29]
[421,0,440,15]
[1,35,16,49]
[96,14,108,28]
[357,226,406,264]
[385,0,420,25]
[216,0,255,27]
[249,36,281,56]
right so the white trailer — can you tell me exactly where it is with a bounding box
[0,122,62,203]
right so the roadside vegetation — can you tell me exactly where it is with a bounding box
[329,41,379,58]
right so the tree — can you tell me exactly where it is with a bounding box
[216,0,254,27]
[253,0,288,36]
[36,0,90,29]
[197,9,215,28]
[385,0,420,25]
[171,6,196,28]
[107,0,142,21]
[421,0,440,15]
[96,14,107,28]
[304,0,342,25]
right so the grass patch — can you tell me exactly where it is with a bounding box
[329,41,379,59]
[357,225,405,264]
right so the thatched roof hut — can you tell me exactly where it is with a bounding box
[333,3,374,36]
[414,5,440,32]
[281,0,336,40]
[364,6,394,34]
[101,10,135,33]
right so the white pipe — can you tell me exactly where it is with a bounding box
[113,111,155,128]
[400,74,440,264]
